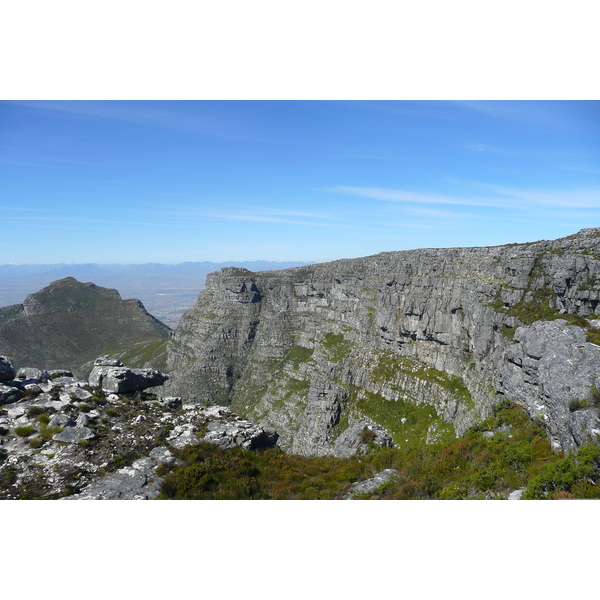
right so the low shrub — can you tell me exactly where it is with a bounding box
[27,406,47,418]
[37,414,51,426]
[358,427,376,444]
[524,444,600,499]
[569,398,584,412]
[40,426,63,441]
[14,425,36,437]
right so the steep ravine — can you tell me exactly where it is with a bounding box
[165,229,600,456]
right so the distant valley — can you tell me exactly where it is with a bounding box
[0,261,308,328]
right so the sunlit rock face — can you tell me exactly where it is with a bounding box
[166,229,600,456]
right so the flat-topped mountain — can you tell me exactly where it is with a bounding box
[165,228,600,457]
[0,277,171,377]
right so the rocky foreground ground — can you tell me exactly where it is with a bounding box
[0,355,281,499]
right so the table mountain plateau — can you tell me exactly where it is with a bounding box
[0,277,171,377]
[165,228,600,457]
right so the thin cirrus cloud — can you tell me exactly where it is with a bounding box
[333,185,600,210]
[332,186,511,208]
[155,206,341,228]
[460,182,600,208]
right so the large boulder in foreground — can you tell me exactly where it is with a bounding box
[0,356,16,381]
[88,356,168,393]
[0,383,24,406]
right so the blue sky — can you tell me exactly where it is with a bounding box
[1,100,599,264]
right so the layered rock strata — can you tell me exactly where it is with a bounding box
[166,228,600,456]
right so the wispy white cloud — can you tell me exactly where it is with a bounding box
[335,184,600,211]
[153,205,340,228]
[332,186,510,208]
[461,182,600,208]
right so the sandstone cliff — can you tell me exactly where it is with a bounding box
[166,228,600,456]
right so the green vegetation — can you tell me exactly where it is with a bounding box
[524,444,600,499]
[322,332,353,362]
[14,425,36,437]
[351,387,455,448]
[283,345,314,367]
[372,352,473,408]
[27,406,47,418]
[587,327,600,345]
[113,338,170,372]
[158,401,593,500]
[159,442,376,500]
[39,425,63,442]
[491,286,591,336]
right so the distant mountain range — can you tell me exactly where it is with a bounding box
[0,261,309,328]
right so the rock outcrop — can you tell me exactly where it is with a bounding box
[166,228,600,456]
[497,320,600,454]
[0,356,16,381]
[88,356,169,393]
[0,277,171,377]
[344,469,399,499]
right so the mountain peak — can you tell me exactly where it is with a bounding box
[0,279,170,376]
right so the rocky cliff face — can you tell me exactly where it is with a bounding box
[166,228,600,456]
[0,277,171,377]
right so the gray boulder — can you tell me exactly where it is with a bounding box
[53,426,95,443]
[157,396,182,410]
[7,405,27,419]
[16,367,49,382]
[88,360,168,393]
[167,423,201,449]
[93,355,123,367]
[75,413,90,428]
[345,469,398,499]
[64,385,93,402]
[0,383,24,406]
[62,454,166,500]
[331,421,394,458]
[0,356,15,381]
[47,369,73,378]
[202,418,279,450]
[48,413,74,428]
